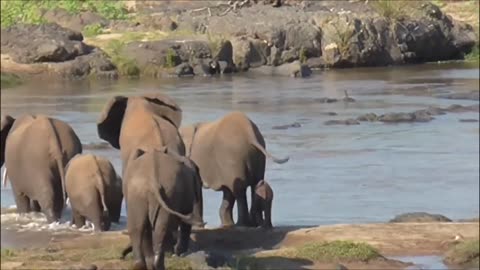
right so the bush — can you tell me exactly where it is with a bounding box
[1,0,128,28]
[444,239,480,267]
[371,0,412,20]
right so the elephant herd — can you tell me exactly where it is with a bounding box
[0,93,289,270]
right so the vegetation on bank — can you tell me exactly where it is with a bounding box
[444,239,480,268]
[289,241,381,262]
[0,73,22,89]
[0,0,128,28]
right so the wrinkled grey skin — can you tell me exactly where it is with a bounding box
[250,180,274,229]
[122,147,204,270]
[65,154,123,232]
[179,111,289,227]
[2,114,82,222]
[96,94,185,174]
[1,115,15,167]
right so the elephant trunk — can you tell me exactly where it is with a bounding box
[150,182,206,227]
[250,140,290,164]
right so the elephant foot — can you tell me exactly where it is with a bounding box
[132,260,147,270]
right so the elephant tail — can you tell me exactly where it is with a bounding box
[250,140,290,164]
[44,117,67,207]
[92,155,109,216]
[150,182,206,227]
[2,167,8,188]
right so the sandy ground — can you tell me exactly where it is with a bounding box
[1,221,478,269]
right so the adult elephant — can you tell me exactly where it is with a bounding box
[96,93,185,173]
[122,147,204,270]
[2,114,82,222]
[179,111,289,227]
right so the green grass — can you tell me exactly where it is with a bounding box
[371,0,415,20]
[1,249,16,259]
[104,40,140,77]
[444,239,480,267]
[0,73,22,89]
[465,43,479,63]
[82,23,104,37]
[291,241,381,262]
[1,0,128,28]
[165,48,177,68]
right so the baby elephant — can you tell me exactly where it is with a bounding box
[250,180,274,229]
[65,154,123,231]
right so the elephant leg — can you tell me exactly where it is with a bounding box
[90,205,110,232]
[153,210,171,270]
[249,186,257,224]
[31,200,41,212]
[73,210,86,228]
[262,199,273,229]
[235,192,250,227]
[174,222,192,256]
[219,189,235,227]
[14,193,31,214]
[131,223,152,270]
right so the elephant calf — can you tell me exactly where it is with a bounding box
[251,180,274,229]
[123,147,204,270]
[65,154,123,231]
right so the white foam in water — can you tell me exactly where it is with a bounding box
[1,205,127,233]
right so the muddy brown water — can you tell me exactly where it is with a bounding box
[1,62,479,254]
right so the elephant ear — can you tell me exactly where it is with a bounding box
[97,96,128,149]
[142,93,183,128]
[1,115,15,167]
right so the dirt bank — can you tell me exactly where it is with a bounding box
[1,221,478,270]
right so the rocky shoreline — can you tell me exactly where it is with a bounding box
[0,1,478,81]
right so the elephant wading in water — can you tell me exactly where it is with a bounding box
[122,147,204,270]
[65,154,123,231]
[1,114,82,222]
[96,94,186,172]
[179,111,289,227]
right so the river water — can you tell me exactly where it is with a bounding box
[1,62,479,234]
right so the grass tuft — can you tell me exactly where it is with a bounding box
[291,241,381,262]
[1,248,16,259]
[0,73,22,89]
[371,0,414,20]
[444,239,480,267]
[82,23,104,37]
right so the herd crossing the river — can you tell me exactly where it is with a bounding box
[0,93,289,270]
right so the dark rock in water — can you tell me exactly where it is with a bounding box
[425,106,448,115]
[306,57,326,69]
[272,122,302,130]
[82,142,111,150]
[324,119,360,126]
[446,104,479,113]
[457,217,479,222]
[214,40,234,66]
[437,91,479,101]
[389,212,452,223]
[322,112,338,116]
[459,119,479,123]
[412,110,435,122]
[176,63,194,77]
[237,100,260,105]
[218,60,236,74]
[357,113,378,122]
[250,60,312,78]
[315,97,339,103]
[378,112,416,123]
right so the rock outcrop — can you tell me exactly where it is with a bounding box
[0,23,117,79]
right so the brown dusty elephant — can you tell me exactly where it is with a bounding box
[2,114,82,222]
[179,111,289,227]
[122,147,205,270]
[65,153,123,231]
[250,180,274,229]
[96,93,185,174]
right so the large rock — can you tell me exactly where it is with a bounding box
[0,23,117,79]
[389,212,452,223]
[120,39,212,77]
[231,37,269,71]
[42,8,109,32]
[249,60,312,77]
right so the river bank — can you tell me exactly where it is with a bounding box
[1,216,478,270]
[0,0,478,82]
